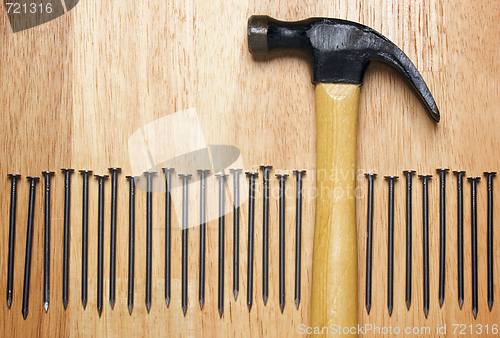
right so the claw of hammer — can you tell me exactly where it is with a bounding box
[248,15,440,122]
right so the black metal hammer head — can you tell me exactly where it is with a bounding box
[248,15,440,122]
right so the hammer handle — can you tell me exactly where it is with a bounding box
[311,83,360,337]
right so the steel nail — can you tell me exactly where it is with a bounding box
[245,172,258,311]
[364,173,377,314]
[42,171,54,313]
[94,174,109,317]
[143,171,156,313]
[229,168,242,301]
[79,170,92,311]
[162,168,175,307]
[108,167,121,310]
[179,174,192,316]
[61,168,74,310]
[384,176,398,316]
[216,174,228,317]
[293,170,306,310]
[6,174,21,309]
[259,165,272,305]
[453,170,466,310]
[436,169,449,308]
[126,176,139,315]
[22,176,39,319]
[419,174,432,319]
[403,170,415,311]
[197,169,210,310]
[276,173,288,313]
[484,172,496,311]
[468,177,481,319]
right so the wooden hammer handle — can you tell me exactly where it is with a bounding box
[311,83,360,337]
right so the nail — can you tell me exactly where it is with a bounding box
[419,174,432,319]
[22,176,39,319]
[7,174,21,309]
[468,177,481,319]
[436,169,449,309]
[108,167,121,310]
[229,169,242,301]
[403,170,415,311]
[216,174,228,318]
[384,176,398,316]
[246,172,258,311]
[126,176,139,315]
[179,174,192,316]
[79,170,92,311]
[294,170,306,310]
[162,168,174,307]
[276,173,288,313]
[453,170,466,310]
[197,169,210,310]
[42,171,54,313]
[484,172,496,311]
[364,173,377,314]
[61,168,74,311]
[144,171,156,313]
[260,165,272,305]
[95,174,109,317]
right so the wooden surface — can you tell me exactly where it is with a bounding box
[1,0,499,337]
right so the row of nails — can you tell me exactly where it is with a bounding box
[365,170,496,320]
[6,166,306,319]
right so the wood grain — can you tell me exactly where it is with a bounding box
[1,0,500,337]
[312,83,360,337]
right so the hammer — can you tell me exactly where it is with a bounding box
[247,16,440,335]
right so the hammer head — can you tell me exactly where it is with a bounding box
[248,15,440,122]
